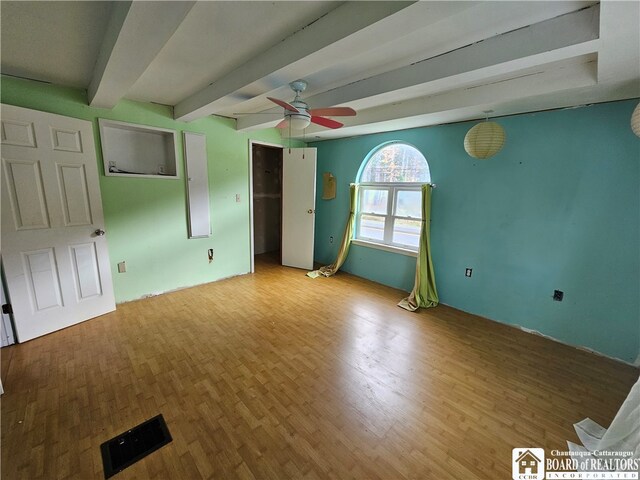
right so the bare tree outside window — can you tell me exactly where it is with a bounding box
[360,143,430,183]
[356,143,430,251]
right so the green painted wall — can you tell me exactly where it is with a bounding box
[1,75,299,302]
[311,100,640,363]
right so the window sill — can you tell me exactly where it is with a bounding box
[351,239,417,257]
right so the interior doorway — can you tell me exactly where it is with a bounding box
[250,142,283,271]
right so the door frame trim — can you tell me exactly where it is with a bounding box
[248,140,284,273]
[0,266,16,347]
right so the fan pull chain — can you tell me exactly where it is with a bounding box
[302,129,306,159]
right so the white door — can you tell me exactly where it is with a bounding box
[282,147,317,269]
[1,104,115,342]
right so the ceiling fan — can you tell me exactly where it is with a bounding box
[267,80,356,130]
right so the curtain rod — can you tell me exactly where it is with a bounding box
[353,182,437,188]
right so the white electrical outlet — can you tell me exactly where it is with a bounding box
[117,261,126,273]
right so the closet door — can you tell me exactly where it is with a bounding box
[282,148,316,270]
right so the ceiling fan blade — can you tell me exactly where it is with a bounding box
[267,97,300,113]
[311,116,343,129]
[276,119,289,129]
[308,107,356,117]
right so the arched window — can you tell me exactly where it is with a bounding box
[356,142,430,251]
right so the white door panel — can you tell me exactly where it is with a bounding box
[57,164,93,226]
[70,242,103,299]
[50,127,83,153]
[282,148,316,270]
[1,104,115,342]
[3,157,51,229]
[1,119,37,147]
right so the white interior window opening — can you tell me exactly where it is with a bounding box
[356,142,431,251]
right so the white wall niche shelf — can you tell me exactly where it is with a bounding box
[99,119,179,179]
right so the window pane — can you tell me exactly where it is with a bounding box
[359,215,385,241]
[395,190,422,218]
[360,143,430,183]
[393,218,421,248]
[360,189,388,214]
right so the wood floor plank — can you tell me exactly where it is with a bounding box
[1,254,637,479]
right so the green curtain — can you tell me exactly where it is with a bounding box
[307,183,358,278]
[398,184,439,311]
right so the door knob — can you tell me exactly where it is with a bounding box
[307,209,314,214]
[94,229,106,236]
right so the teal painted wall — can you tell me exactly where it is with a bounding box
[1,75,299,302]
[311,100,640,363]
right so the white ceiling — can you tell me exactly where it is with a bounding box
[1,1,638,141]
[127,1,341,106]
[0,1,112,87]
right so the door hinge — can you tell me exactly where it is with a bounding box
[2,304,12,315]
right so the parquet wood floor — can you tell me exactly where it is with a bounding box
[1,254,637,479]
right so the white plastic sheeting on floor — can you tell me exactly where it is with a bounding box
[567,376,640,472]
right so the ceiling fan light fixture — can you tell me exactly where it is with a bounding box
[287,113,311,130]
[267,79,357,131]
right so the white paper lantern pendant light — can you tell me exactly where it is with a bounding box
[464,111,506,159]
[631,102,640,137]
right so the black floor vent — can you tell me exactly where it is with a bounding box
[100,414,172,479]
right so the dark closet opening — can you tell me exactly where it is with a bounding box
[252,144,283,267]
